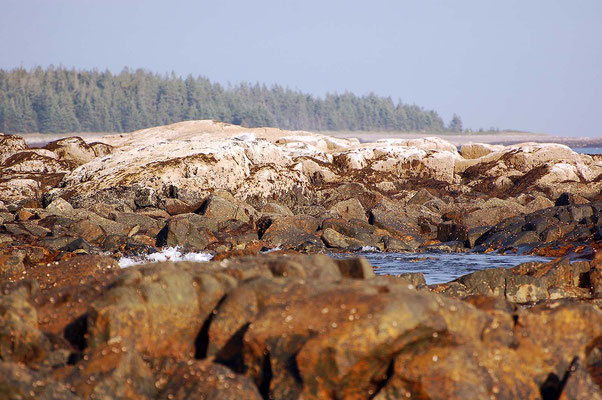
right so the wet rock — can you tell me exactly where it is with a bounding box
[213,220,259,250]
[320,182,383,212]
[38,236,75,251]
[381,235,423,252]
[321,228,364,249]
[501,230,540,247]
[440,257,600,303]
[422,240,466,253]
[157,213,218,250]
[437,220,468,243]
[322,218,387,247]
[466,225,491,248]
[259,215,320,248]
[99,235,127,252]
[524,214,557,234]
[157,360,262,400]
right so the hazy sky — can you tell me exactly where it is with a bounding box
[2,0,601,136]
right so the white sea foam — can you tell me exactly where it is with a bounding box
[360,246,380,252]
[260,246,282,254]
[118,246,213,268]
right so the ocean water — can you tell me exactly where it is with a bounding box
[574,147,602,155]
[333,252,554,284]
[119,247,554,285]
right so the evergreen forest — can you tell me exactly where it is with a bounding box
[0,66,459,134]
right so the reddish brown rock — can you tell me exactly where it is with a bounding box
[0,287,51,365]
[376,342,541,400]
[0,361,78,400]
[58,341,157,400]
[86,262,231,359]
[157,359,262,400]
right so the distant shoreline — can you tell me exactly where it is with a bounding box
[323,130,602,147]
[13,129,602,148]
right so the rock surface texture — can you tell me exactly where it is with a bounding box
[3,120,600,257]
[1,121,602,398]
[0,253,599,399]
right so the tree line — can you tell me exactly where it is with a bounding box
[0,66,461,134]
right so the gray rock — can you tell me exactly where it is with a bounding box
[501,231,540,247]
[200,195,257,224]
[322,228,364,249]
[158,213,218,250]
[466,226,491,248]
[381,236,422,252]
[328,198,367,221]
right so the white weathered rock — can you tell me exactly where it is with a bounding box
[0,178,40,204]
[0,134,29,163]
[44,136,97,165]
[3,121,601,207]
[376,137,459,153]
[460,143,504,159]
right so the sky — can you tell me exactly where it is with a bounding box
[1,0,601,137]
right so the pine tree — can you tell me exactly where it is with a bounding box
[449,113,463,133]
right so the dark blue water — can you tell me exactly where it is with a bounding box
[334,252,554,284]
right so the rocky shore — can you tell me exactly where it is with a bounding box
[1,120,602,398]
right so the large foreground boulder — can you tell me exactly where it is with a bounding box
[1,253,602,398]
